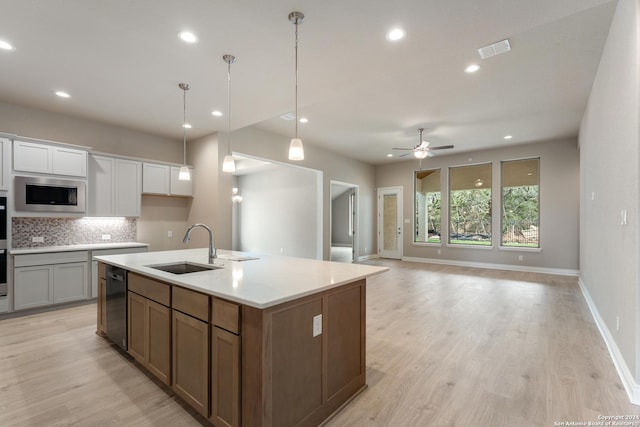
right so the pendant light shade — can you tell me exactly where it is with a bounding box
[222,54,237,173]
[222,154,236,172]
[288,11,305,161]
[178,83,191,181]
[289,138,304,161]
[178,166,191,180]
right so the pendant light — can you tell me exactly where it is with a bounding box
[288,11,305,161]
[222,54,237,173]
[178,83,191,181]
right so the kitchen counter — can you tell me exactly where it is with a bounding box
[94,247,387,309]
[10,242,149,255]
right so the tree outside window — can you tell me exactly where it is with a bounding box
[449,164,492,245]
[501,158,540,247]
[414,169,441,243]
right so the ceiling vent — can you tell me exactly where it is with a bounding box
[280,112,296,120]
[477,39,511,59]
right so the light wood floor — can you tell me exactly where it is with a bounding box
[1,260,638,426]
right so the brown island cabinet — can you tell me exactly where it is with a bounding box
[96,250,387,427]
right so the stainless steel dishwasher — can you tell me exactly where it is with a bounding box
[105,265,127,351]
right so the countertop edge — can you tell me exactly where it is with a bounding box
[10,242,150,255]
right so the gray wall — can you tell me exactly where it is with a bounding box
[332,190,353,246]
[237,166,320,259]
[375,138,580,271]
[579,0,639,380]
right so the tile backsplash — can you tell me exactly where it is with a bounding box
[12,217,137,248]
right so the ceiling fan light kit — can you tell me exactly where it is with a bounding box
[392,128,454,160]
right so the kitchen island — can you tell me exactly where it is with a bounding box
[95,248,388,427]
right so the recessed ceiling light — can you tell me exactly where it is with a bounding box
[178,31,198,44]
[182,123,192,129]
[299,117,308,123]
[0,40,15,51]
[211,110,223,117]
[465,64,480,73]
[504,135,513,140]
[387,153,393,158]
[55,91,71,98]
[386,28,406,42]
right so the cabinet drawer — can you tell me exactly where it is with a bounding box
[128,273,170,306]
[173,287,209,322]
[212,297,240,334]
[14,251,89,267]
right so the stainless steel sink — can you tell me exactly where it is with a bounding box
[148,262,223,274]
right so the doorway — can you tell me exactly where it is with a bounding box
[330,181,358,263]
[377,186,403,259]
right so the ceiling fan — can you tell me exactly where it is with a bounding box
[393,128,454,159]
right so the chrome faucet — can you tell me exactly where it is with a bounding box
[182,223,216,263]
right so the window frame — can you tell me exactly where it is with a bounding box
[413,168,442,246]
[499,157,541,251]
[447,162,493,248]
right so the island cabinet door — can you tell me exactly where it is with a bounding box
[172,309,210,417]
[127,291,171,386]
[97,276,107,335]
[128,291,146,362]
[210,327,240,427]
[146,300,171,385]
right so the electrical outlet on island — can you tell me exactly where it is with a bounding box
[102,234,111,240]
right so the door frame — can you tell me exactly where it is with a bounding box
[377,186,403,259]
[330,180,359,262]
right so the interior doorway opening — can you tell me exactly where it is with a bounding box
[330,181,358,263]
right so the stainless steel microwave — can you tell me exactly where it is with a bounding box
[15,176,86,213]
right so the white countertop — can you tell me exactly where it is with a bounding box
[94,248,388,309]
[10,242,149,255]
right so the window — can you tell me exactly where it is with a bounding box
[501,158,539,247]
[449,163,492,245]
[414,169,441,243]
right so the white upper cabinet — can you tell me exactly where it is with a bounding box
[88,155,141,217]
[14,140,87,177]
[170,166,193,197]
[115,159,142,217]
[52,146,87,176]
[142,163,171,195]
[142,162,193,197]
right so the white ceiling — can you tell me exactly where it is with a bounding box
[0,0,616,165]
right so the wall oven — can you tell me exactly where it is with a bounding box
[15,176,86,213]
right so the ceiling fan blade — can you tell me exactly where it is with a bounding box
[392,147,414,151]
[399,152,413,158]
[419,140,430,149]
[429,145,454,150]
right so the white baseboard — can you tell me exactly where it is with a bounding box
[578,278,640,405]
[331,243,352,248]
[402,256,579,277]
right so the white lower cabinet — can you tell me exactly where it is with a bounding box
[14,265,53,310]
[53,262,88,303]
[13,251,89,311]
